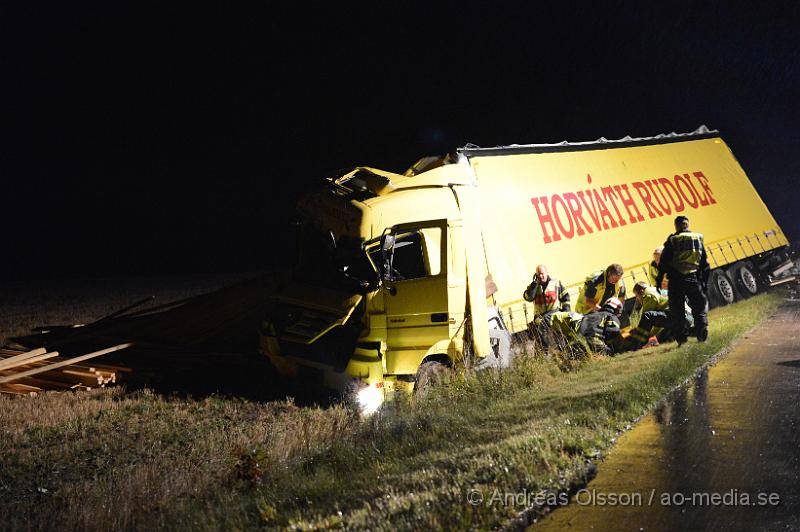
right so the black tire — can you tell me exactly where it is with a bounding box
[413,360,450,396]
[728,262,760,299]
[707,269,736,308]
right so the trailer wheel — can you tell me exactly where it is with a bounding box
[708,269,736,307]
[413,360,450,396]
[728,262,760,298]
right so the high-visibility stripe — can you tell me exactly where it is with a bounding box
[670,232,705,274]
[531,277,566,315]
[576,270,623,313]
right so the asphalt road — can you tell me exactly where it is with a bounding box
[534,299,800,531]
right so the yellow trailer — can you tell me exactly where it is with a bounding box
[259,127,790,410]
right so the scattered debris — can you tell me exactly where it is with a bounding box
[0,346,131,394]
[0,274,284,394]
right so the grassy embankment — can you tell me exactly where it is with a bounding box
[0,292,783,530]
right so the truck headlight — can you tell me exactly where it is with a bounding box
[356,383,384,415]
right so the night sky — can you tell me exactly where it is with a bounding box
[4,3,799,279]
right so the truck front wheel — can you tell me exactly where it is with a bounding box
[413,360,451,396]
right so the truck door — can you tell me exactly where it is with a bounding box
[377,219,449,375]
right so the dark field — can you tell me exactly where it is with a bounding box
[0,274,250,345]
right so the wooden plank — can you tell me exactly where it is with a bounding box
[61,369,101,378]
[33,369,100,387]
[0,355,70,371]
[0,383,42,394]
[0,351,59,372]
[770,275,797,287]
[0,348,48,371]
[0,348,27,356]
[17,376,75,390]
[0,343,134,384]
[88,364,132,373]
[61,369,106,385]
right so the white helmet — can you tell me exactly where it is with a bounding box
[602,297,623,316]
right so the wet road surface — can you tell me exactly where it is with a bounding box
[534,300,800,531]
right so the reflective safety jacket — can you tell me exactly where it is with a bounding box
[629,287,669,329]
[647,261,661,287]
[544,311,588,352]
[545,311,583,333]
[576,270,625,314]
[523,276,570,315]
[665,231,708,275]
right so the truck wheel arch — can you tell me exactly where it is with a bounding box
[420,338,456,369]
[420,352,452,368]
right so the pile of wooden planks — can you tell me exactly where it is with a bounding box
[1,273,291,395]
[0,344,133,395]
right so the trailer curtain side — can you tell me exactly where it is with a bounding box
[467,137,788,333]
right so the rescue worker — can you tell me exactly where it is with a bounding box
[543,298,623,357]
[576,264,626,314]
[656,216,710,345]
[522,264,570,347]
[522,264,570,317]
[543,310,586,355]
[578,297,624,355]
[624,281,679,351]
[648,246,667,291]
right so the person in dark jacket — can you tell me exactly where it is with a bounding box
[578,297,624,355]
[656,216,710,345]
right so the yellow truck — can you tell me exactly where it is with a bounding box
[259,126,791,410]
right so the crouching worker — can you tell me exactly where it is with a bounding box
[523,264,570,347]
[576,264,626,314]
[542,298,624,357]
[541,310,587,356]
[624,281,692,351]
[578,297,624,355]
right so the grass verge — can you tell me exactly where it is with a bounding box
[0,292,783,530]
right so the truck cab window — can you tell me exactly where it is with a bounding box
[389,232,427,281]
[366,227,442,282]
